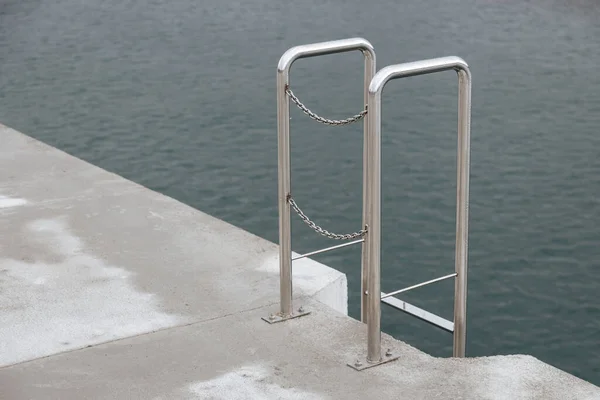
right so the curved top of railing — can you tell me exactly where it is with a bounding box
[278,37,375,74]
[368,56,470,95]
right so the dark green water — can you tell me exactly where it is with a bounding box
[1,0,599,385]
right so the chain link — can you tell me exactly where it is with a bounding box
[286,87,367,126]
[288,196,367,240]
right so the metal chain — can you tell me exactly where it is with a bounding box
[288,196,367,240]
[284,85,366,240]
[286,87,367,126]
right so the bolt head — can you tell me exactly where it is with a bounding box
[268,314,276,320]
[385,349,392,357]
[354,360,362,367]
[298,306,304,313]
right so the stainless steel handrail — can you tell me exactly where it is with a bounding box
[276,38,376,320]
[365,56,472,363]
[271,41,472,368]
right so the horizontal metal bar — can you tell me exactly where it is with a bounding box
[292,239,364,261]
[381,273,457,299]
[369,56,469,95]
[278,37,375,73]
[381,295,454,333]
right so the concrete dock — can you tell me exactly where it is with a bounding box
[1,124,599,399]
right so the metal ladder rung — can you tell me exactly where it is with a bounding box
[381,294,454,333]
[381,273,457,299]
[292,239,364,261]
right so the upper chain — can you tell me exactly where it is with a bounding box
[286,86,367,126]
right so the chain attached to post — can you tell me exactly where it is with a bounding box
[288,195,367,240]
[286,86,367,126]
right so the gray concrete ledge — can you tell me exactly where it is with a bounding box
[2,300,599,400]
[1,124,598,399]
[0,124,347,368]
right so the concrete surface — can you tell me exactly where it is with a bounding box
[0,124,346,367]
[1,124,599,399]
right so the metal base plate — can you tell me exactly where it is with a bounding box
[347,353,400,371]
[261,310,311,324]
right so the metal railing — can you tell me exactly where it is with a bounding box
[265,39,471,371]
[262,38,376,324]
[363,56,472,367]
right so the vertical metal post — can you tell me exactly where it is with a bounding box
[361,52,376,324]
[366,75,382,362]
[453,67,472,357]
[366,57,472,363]
[277,60,293,318]
[274,38,376,320]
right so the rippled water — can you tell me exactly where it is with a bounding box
[1,0,599,385]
